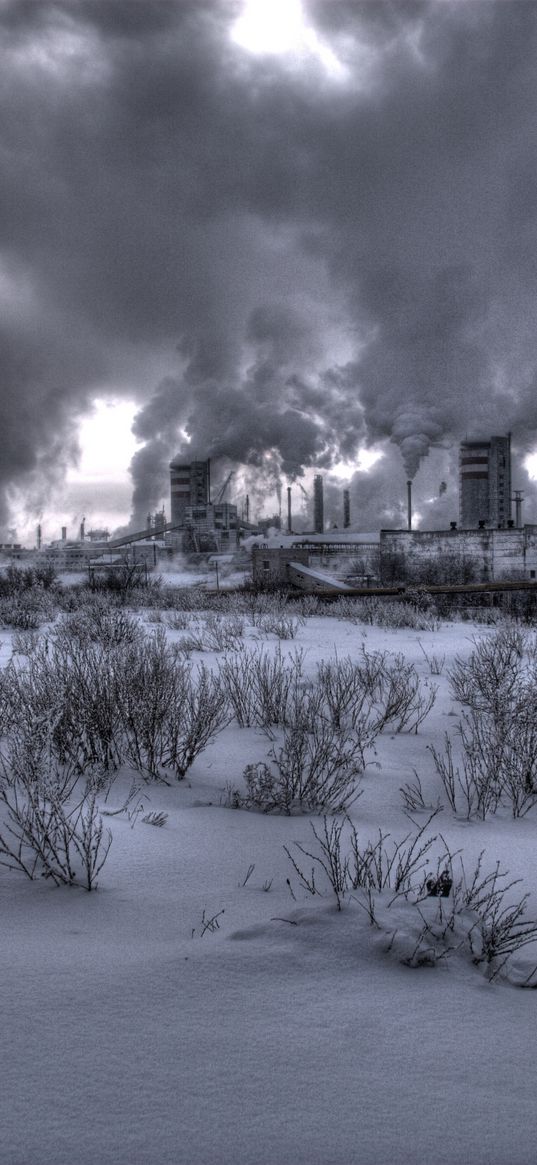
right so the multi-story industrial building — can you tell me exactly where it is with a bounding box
[169,459,210,525]
[168,457,239,551]
[459,435,511,528]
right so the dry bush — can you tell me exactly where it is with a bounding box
[371,651,437,734]
[162,662,230,779]
[0,589,57,629]
[429,703,537,820]
[257,613,303,640]
[449,627,527,716]
[0,732,111,890]
[228,717,364,816]
[284,818,537,982]
[116,630,190,780]
[218,646,306,729]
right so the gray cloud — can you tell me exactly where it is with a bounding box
[1,0,537,532]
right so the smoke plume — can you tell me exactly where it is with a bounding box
[2,1,537,530]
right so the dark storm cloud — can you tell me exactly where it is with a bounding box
[2,0,537,530]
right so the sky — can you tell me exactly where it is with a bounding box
[3,0,537,541]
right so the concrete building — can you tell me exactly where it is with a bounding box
[459,435,511,528]
[379,526,537,585]
[165,502,239,554]
[169,459,210,525]
[252,546,309,586]
[313,475,324,534]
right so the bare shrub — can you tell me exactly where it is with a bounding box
[201,613,245,651]
[162,662,230,779]
[229,717,364,816]
[0,589,57,629]
[449,627,527,715]
[284,813,439,910]
[292,595,323,618]
[217,651,257,726]
[0,563,59,597]
[50,638,124,773]
[373,653,437,734]
[56,602,144,649]
[116,630,190,780]
[234,589,291,627]
[417,639,446,675]
[460,854,537,979]
[163,610,194,631]
[3,636,123,774]
[11,629,41,656]
[219,646,306,729]
[284,820,537,982]
[0,737,112,890]
[400,771,442,814]
[334,596,440,632]
[257,613,303,640]
[142,811,168,827]
[430,703,537,820]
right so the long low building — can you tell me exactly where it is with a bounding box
[379,525,537,584]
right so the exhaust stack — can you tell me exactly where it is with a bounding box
[514,490,524,529]
[287,486,292,534]
[407,480,412,531]
[343,489,350,529]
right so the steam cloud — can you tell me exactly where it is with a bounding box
[2,0,537,532]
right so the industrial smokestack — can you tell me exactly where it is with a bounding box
[287,486,292,534]
[514,490,524,529]
[407,480,412,531]
[313,475,324,533]
[79,517,85,542]
[61,526,67,542]
[36,524,42,551]
[343,489,350,529]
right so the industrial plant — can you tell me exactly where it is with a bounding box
[2,432,537,588]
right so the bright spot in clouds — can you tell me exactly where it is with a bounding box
[525,454,537,480]
[67,398,141,485]
[329,449,384,481]
[231,0,345,77]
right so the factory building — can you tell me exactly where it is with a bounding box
[379,526,537,585]
[169,459,210,524]
[459,435,511,528]
[173,502,239,553]
[167,457,239,553]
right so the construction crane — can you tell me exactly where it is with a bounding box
[215,471,234,504]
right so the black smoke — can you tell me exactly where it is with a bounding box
[2,1,537,532]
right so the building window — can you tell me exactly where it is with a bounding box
[531,570,536,579]
[263,560,270,571]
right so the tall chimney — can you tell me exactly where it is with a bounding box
[343,489,350,529]
[287,486,292,534]
[313,474,324,533]
[407,480,412,531]
[61,526,67,542]
[245,494,250,523]
[36,524,42,551]
[514,489,524,529]
[79,517,85,542]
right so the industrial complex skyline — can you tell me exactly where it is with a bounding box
[3,1,537,540]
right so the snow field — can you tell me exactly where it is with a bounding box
[2,606,537,1164]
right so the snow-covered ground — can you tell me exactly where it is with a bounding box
[2,609,537,1165]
